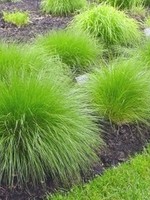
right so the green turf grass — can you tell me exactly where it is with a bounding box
[49,145,150,200]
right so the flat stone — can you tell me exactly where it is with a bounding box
[144,28,150,37]
[75,74,89,84]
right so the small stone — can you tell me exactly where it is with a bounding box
[144,28,150,37]
[75,74,89,84]
[118,151,126,162]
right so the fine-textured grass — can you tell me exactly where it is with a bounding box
[0,72,100,187]
[36,30,101,73]
[143,0,150,6]
[0,42,68,80]
[135,40,150,68]
[70,5,141,46]
[129,4,146,18]
[3,11,30,27]
[86,60,150,124]
[49,146,150,200]
[103,0,144,9]
[145,16,150,27]
[41,0,87,16]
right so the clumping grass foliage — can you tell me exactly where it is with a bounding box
[104,0,144,9]
[137,40,150,67]
[0,42,68,80]
[71,5,141,46]
[41,0,87,16]
[0,74,100,187]
[36,30,101,73]
[143,0,150,6]
[86,61,150,124]
[3,11,30,27]
[145,16,150,27]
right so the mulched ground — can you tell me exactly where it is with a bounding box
[0,0,72,42]
[0,0,150,199]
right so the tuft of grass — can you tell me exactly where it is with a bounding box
[129,4,146,17]
[41,0,87,16]
[86,60,150,124]
[70,5,142,46]
[104,0,144,9]
[3,11,30,27]
[0,41,69,81]
[145,16,150,27]
[49,145,150,200]
[135,40,150,67]
[0,72,101,187]
[36,30,102,74]
[143,0,150,6]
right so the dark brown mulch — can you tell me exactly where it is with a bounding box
[0,122,150,200]
[82,122,150,182]
[0,0,72,42]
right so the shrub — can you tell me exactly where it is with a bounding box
[0,73,100,187]
[36,30,101,73]
[103,0,144,9]
[41,0,87,16]
[3,11,30,27]
[71,5,141,46]
[86,61,150,124]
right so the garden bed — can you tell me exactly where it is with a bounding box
[0,0,71,42]
[0,0,150,200]
[0,123,150,200]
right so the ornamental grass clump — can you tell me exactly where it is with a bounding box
[104,0,143,9]
[0,42,68,80]
[143,0,150,6]
[41,0,87,16]
[136,40,150,67]
[0,73,100,187]
[36,30,101,73]
[71,5,141,46]
[87,61,150,124]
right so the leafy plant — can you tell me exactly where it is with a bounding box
[71,5,141,46]
[41,0,87,16]
[86,61,150,124]
[3,11,30,27]
[0,71,100,187]
[36,30,101,73]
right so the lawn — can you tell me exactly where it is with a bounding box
[50,146,150,200]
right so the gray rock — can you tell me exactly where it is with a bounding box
[144,28,150,37]
[75,74,89,84]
